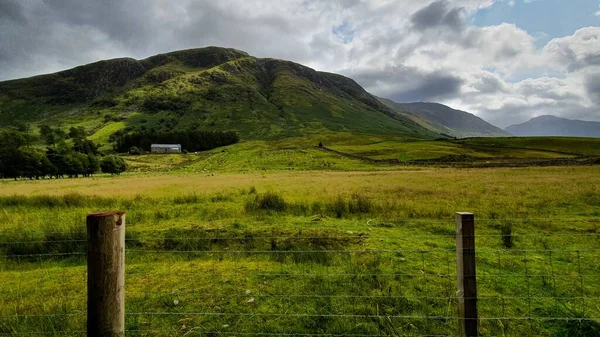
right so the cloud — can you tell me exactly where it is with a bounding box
[585,73,600,104]
[411,0,466,32]
[0,0,25,23]
[470,71,510,93]
[544,27,600,72]
[344,65,464,102]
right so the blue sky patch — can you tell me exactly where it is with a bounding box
[473,0,600,48]
[333,22,356,44]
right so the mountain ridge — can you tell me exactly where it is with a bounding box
[0,47,437,143]
[378,98,510,138]
[505,115,600,138]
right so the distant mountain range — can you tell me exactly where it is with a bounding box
[505,115,600,138]
[378,99,510,138]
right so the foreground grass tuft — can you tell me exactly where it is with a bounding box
[245,192,287,213]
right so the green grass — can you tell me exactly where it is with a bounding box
[0,167,599,336]
[88,121,126,148]
[329,138,590,162]
[455,137,600,156]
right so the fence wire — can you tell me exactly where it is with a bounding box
[0,218,599,337]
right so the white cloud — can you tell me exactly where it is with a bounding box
[543,27,600,72]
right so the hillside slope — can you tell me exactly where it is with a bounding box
[505,115,600,138]
[0,47,436,142]
[378,98,510,138]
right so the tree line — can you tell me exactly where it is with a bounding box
[113,130,239,153]
[0,126,126,180]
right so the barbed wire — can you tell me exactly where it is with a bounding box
[0,231,598,245]
[1,222,598,337]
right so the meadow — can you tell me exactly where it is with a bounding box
[1,165,599,336]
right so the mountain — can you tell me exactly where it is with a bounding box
[0,47,437,142]
[378,99,510,138]
[505,115,600,138]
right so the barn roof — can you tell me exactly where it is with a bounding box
[151,144,181,148]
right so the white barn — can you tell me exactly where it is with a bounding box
[151,144,182,154]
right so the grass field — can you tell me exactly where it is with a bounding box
[1,165,599,336]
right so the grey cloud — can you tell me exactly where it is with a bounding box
[0,0,25,23]
[346,65,464,103]
[411,0,465,32]
[40,0,174,50]
[0,0,318,80]
[585,73,600,104]
[473,74,508,93]
[563,51,600,72]
[390,73,464,102]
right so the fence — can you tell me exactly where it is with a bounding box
[0,212,599,337]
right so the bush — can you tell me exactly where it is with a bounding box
[128,146,144,155]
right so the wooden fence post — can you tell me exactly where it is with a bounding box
[87,211,126,337]
[456,212,478,337]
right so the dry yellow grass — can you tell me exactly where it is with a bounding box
[1,166,598,219]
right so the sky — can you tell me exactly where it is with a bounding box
[0,0,599,128]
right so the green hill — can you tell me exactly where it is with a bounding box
[0,47,436,144]
[378,98,510,138]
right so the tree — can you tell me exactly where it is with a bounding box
[39,125,54,146]
[64,152,85,178]
[39,126,66,147]
[101,155,127,175]
[0,130,36,179]
[85,153,100,177]
[13,122,30,133]
[46,147,70,178]
[73,137,99,155]
[69,126,86,139]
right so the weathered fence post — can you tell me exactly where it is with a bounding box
[87,211,126,337]
[456,212,478,337]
